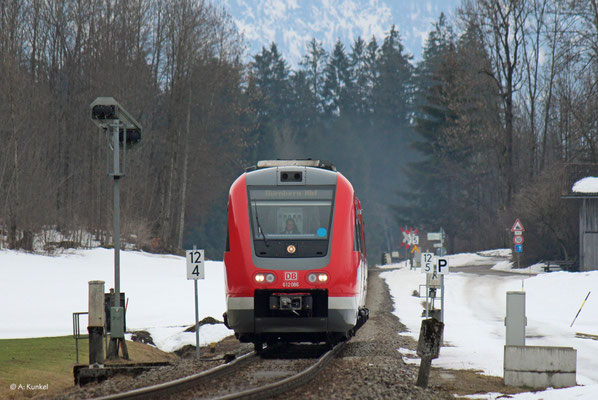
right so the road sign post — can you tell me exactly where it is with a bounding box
[187,247,205,361]
[511,219,525,271]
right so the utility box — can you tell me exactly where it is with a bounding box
[110,307,125,338]
[505,291,526,346]
[104,292,126,333]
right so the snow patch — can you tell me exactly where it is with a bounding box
[573,176,598,193]
[381,253,598,398]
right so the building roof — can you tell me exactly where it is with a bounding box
[563,163,598,198]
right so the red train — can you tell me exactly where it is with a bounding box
[223,160,369,349]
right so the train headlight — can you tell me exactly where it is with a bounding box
[307,273,328,283]
[255,273,275,283]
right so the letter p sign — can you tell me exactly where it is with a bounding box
[437,258,449,275]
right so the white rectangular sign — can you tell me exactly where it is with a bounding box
[186,249,205,280]
[427,232,442,241]
[421,252,434,273]
[436,257,449,275]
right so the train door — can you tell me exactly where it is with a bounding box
[354,198,367,307]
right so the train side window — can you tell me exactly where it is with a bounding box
[354,200,362,253]
[359,215,366,257]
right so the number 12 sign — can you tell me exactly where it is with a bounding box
[186,249,205,280]
[421,252,434,273]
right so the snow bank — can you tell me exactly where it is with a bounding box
[490,260,546,275]
[0,248,232,348]
[477,249,511,257]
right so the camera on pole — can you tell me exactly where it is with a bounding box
[89,97,142,360]
[90,97,142,144]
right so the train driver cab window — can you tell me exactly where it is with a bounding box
[248,187,334,241]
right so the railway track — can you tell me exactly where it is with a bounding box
[93,341,345,400]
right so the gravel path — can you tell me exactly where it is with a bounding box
[173,347,318,399]
[273,269,454,399]
[46,338,253,400]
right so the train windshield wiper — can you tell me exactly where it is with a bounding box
[253,201,269,247]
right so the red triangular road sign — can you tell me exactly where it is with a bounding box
[511,219,525,232]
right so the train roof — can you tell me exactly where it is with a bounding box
[245,159,336,172]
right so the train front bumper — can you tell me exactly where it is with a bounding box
[226,293,358,335]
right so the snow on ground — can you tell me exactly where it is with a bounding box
[0,248,233,349]
[381,253,598,399]
[445,252,499,267]
[378,259,410,269]
[491,260,547,275]
[477,249,511,257]
[573,176,598,193]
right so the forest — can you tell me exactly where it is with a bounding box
[1,0,597,265]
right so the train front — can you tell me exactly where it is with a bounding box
[223,161,366,346]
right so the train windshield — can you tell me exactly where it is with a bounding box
[248,187,334,240]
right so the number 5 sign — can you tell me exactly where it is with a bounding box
[421,252,434,273]
[186,249,205,280]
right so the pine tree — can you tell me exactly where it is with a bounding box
[396,15,501,251]
[300,38,327,113]
[348,36,372,116]
[373,25,413,133]
[322,40,352,116]
[249,42,293,159]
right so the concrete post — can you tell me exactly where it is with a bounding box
[88,281,105,367]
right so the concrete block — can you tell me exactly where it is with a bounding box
[504,371,576,388]
[504,345,577,388]
[505,346,576,372]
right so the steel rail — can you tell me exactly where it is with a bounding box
[213,341,346,400]
[92,350,257,400]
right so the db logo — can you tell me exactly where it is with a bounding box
[284,272,298,280]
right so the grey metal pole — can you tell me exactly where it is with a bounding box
[518,252,523,290]
[194,245,200,361]
[440,274,445,323]
[113,120,121,309]
[440,233,444,324]
[425,274,429,318]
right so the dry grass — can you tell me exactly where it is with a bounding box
[0,336,175,399]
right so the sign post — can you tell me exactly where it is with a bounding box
[511,219,525,286]
[426,228,448,323]
[421,252,434,317]
[186,246,205,361]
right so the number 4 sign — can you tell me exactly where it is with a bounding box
[186,249,205,280]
